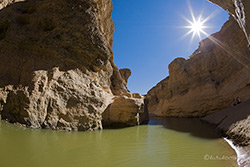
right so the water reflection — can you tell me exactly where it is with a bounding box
[0,119,237,167]
[149,117,220,139]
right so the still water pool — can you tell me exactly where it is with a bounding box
[0,117,237,167]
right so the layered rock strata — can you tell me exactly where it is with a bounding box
[0,0,148,130]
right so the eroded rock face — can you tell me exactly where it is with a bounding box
[119,68,131,86]
[147,16,250,117]
[209,0,250,46]
[202,100,250,165]
[202,100,250,146]
[1,68,114,131]
[0,0,148,130]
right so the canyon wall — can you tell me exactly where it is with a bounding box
[147,16,250,117]
[202,100,250,165]
[147,0,250,155]
[209,0,250,46]
[0,0,148,131]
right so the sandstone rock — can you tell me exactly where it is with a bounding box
[119,68,132,86]
[110,63,129,95]
[102,95,147,127]
[202,100,250,165]
[132,93,141,99]
[1,67,114,131]
[0,0,23,10]
[0,0,116,131]
[202,99,250,146]
[0,0,148,130]
[209,0,250,46]
[147,16,250,117]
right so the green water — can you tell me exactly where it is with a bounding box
[0,118,237,167]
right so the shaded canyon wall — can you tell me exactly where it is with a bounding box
[147,2,250,117]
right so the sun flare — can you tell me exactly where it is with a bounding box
[181,1,218,42]
[182,16,208,42]
[186,17,207,38]
[190,19,204,34]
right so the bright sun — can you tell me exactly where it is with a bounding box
[190,19,204,34]
[186,17,206,38]
[182,15,208,41]
[181,1,216,41]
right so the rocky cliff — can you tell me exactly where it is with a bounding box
[202,100,250,147]
[146,1,250,161]
[202,100,250,166]
[0,0,148,131]
[147,15,250,117]
[209,0,250,46]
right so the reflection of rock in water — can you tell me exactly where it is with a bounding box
[149,117,220,139]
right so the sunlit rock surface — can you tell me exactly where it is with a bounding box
[102,94,146,127]
[0,0,148,130]
[0,0,23,9]
[147,16,250,117]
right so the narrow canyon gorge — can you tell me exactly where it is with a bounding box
[0,0,249,155]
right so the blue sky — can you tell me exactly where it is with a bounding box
[112,0,229,95]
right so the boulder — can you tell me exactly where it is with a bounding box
[102,95,148,127]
